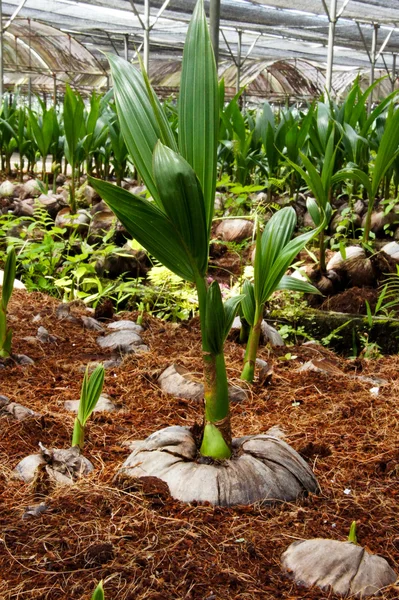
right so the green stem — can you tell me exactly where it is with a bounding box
[319,230,326,274]
[195,275,231,459]
[72,417,84,448]
[69,164,77,214]
[240,307,263,383]
[362,195,375,244]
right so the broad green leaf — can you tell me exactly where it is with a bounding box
[321,128,336,191]
[107,54,175,205]
[90,178,198,282]
[331,167,372,199]
[372,105,399,198]
[179,0,219,235]
[223,294,245,340]
[277,275,321,295]
[241,280,256,326]
[205,281,225,355]
[91,581,105,600]
[307,197,322,226]
[153,142,208,275]
[1,247,16,309]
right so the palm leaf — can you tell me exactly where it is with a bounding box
[179,0,219,235]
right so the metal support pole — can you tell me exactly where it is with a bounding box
[144,0,150,73]
[210,0,221,67]
[392,53,397,92]
[53,73,57,107]
[325,0,337,95]
[124,34,129,61]
[368,23,379,115]
[0,0,3,103]
[236,30,242,95]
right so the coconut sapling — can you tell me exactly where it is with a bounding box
[0,247,16,358]
[72,364,105,449]
[240,207,321,383]
[91,0,319,504]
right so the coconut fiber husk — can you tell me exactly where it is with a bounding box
[0,290,398,599]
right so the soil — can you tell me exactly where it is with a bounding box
[320,287,379,314]
[0,289,398,600]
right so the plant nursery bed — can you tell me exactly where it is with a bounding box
[0,289,398,600]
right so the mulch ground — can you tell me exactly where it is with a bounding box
[0,289,398,600]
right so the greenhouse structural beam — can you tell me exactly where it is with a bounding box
[210,0,221,66]
[124,34,129,61]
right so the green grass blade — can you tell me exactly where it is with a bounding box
[178,0,219,235]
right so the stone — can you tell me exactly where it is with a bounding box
[119,426,319,506]
[81,316,104,332]
[215,219,254,243]
[64,394,116,413]
[281,538,397,598]
[22,502,49,519]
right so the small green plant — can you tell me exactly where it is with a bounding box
[0,247,16,358]
[240,206,320,383]
[72,365,105,449]
[348,521,357,544]
[91,580,105,600]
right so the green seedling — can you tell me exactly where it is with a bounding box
[91,0,245,460]
[0,247,16,358]
[240,207,321,383]
[72,365,105,449]
[91,580,105,600]
[348,521,358,544]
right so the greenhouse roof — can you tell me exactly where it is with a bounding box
[2,0,399,92]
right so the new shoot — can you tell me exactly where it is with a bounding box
[91,580,105,600]
[72,365,105,449]
[0,247,16,358]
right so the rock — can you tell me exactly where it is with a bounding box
[13,354,35,366]
[158,364,248,402]
[0,180,15,198]
[14,444,94,484]
[215,219,254,243]
[64,394,116,413]
[381,241,399,262]
[281,538,397,598]
[0,395,10,407]
[1,401,38,420]
[0,270,26,290]
[23,179,41,198]
[108,320,143,333]
[36,326,58,343]
[119,426,319,506]
[97,329,144,353]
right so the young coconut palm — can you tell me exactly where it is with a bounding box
[240,206,321,383]
[91,0,319,505]
[91,580,105,600]
[0,247,16,359]
[72,365,105,449]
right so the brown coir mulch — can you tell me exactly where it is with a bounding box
[0,290,398,600]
